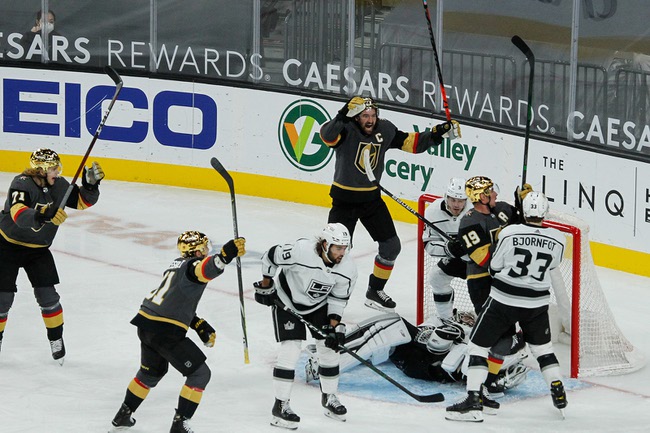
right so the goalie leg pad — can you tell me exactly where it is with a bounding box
[339,314,410,372]
[441,342,467,376]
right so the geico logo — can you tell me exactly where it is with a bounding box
[2,78,217,149]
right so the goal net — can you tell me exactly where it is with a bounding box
[416,194,645,378]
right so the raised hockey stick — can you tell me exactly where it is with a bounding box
[362,150,452,241]
[59,66,123,208]
[511,35,535,187]
[422,0,451,121]
[274,299,445,403]
[211,157,250,364]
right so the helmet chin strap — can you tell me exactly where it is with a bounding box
[321,243,335,266]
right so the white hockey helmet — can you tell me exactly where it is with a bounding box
[425,323,465,355]
[522,191,550,220]
[320,223,351,249]
[445,177,467,200]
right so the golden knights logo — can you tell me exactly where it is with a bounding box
[307,280,334,300]
[354,143,380,175]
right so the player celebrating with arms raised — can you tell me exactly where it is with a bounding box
[0,148,104,364]
[319,96,460,312]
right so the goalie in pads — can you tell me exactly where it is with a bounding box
[304,312,528,390]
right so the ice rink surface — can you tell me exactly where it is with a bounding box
[0,172,648,433]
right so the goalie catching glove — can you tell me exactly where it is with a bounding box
[82,161,105,190]
[215,237,246,268]
[191,316,216,347]
[253,280,277,306]
[322,323,346,352]
[36,205,67,226]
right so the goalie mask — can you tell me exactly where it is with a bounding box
[30,148,62,172]
[177,231,210,258]
[522,191,550,220]
[320,223,351,249]
[465,176,498,203]
[419,322,465,355]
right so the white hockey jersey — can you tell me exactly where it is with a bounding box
[422,198,471,257]
[489,223,566,308]
[261,238,358,317]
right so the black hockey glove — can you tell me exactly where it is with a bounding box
[443,238,465,259]
[191,316,216,348]
[430,121,452,140]
[218,237,246,264]
[323,323,346,352]
[253,280,277,306]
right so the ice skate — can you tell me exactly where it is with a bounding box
[271,399,300,430]
[480,385,500,415]
[49,338,65,365]
[445,391,483,422]
[321,393,347,422]
[364,289,396,312]
[550,380,567,419]
[170,412,193,433]
[109,403,136,431]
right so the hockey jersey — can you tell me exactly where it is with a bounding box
[423,198,472,257]
[489,223,566,309]
[261,238,358,318]
[319,115,444,203]
[0,173,99,248]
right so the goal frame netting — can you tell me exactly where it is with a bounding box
[416,194,645,378]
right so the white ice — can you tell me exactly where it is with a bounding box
[0,173,649,433]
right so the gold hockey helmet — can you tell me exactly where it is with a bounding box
[465,176,494,203]
[177,231,210,257]
[30,148,62,171]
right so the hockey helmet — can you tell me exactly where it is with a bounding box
[465,176,495,203]
[30,148,62,172]
[177,231,210,257]
[425,322,465,354]
[361,97,379,116]
[446,177,467,200]
[320,223,351,249]
[522,191,550,220]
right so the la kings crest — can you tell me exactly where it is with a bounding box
[306,279,334,300]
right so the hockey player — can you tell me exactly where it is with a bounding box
[451,175,531,393]
[422,177,472,319]
[253,223,358,429]
[109,231,245,433]
[0,148,104,364]
[319,96,460,312]
[446,192,567,422]
[304,312,528,391]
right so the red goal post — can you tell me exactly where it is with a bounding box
[416,193,645,378]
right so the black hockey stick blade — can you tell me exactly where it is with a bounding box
[103,65,123,86]
[511,35,535,61]
[210,157,234,192]
[274,299,444,403]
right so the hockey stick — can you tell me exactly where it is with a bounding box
[59,66,123,208]
[274,299,445,403]
[422,0,451,121]
[363,150,452,241]
[511,35,535,187]
[210,157,250,364]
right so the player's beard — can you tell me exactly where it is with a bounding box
[327,251,343,264]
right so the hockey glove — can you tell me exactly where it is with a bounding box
[37,205,67,226]
[218,237,246,264]
[431,121,454,141]
[443,238,465,259]
[517,183,533,201]
[191,316,216,348]
[323,323,346,352]
[253,280,277,306]
[82,161,105,190]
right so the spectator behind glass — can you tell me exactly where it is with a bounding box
[20,9,61,59]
